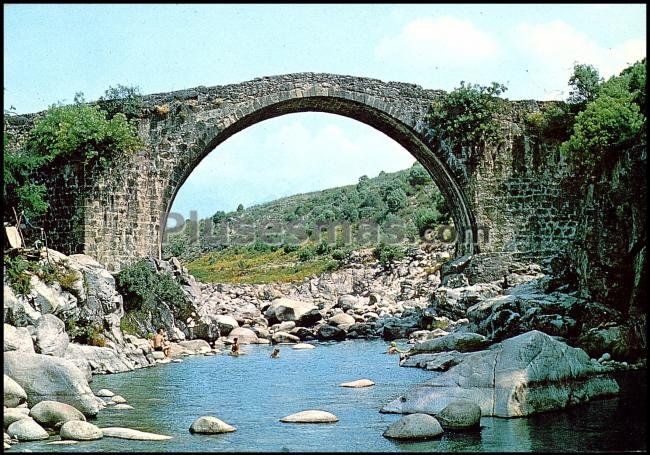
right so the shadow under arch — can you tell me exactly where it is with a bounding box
[160,96,479,257]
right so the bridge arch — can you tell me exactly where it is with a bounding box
[160,92,478,258]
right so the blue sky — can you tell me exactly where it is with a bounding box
[4,4,646,220]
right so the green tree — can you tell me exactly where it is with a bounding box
[236,203,244,212]
[561,60,645,178]
[413,207,442,236]
[407,162,430,187]
[383,186,407,213]
[567,63,603,106]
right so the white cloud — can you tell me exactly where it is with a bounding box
[514,20,646,99]
[375,16,500,68]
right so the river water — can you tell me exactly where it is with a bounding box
[18,339,646,452]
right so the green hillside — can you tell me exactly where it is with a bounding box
[163,162,451,283]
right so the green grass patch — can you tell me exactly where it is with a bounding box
[186,246,338,284]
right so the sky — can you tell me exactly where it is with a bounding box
[4,4,646,220]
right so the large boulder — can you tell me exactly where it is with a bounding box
[189,416,236,434]
[410,332,489,354]
[30,275,78,316]
[7,418,49,441]
[316,324,346,341]
[213,315,239,336]
[4,408,31,428]
[34,314,69,357]
[328,313,356,327]
[227,327,259,344]
[382,413,443,440]
[435,400,481,430]
[382,330,619,417]
[4,324,35,353]
[265,298,319,325]
[272,331,300,344]
[4,351,102,416]
[59,420,103,441]
[64,343,134,375]
[4,375,27,407]
[339,379,374,388]
[279,410,339,423]
[178,339,212,354]
[30,400,86,428]
[3,285,41,327]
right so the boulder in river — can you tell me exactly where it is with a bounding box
[382,413,443,440]
[189,416,236,434]
[7,418,49,441]
[435,400,481,430]
[30,400,86,428]
[101,427,172,440]
[4,351,102,416]
[279,410,339,423]
[382,330,619,417]
[339,379,375,388]
[4,408,31,428]
[59,420,103,441]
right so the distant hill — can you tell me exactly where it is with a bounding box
[163,162,452,284]
[164,162,450,262]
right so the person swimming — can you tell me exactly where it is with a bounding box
[387,341,399,354]
[270,348,280,358]
[230,337,240,356]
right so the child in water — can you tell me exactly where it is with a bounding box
[270,348,280,358]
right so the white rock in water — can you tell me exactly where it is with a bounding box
[101,427,172,440]
[30,400,86,427]
[339,379,375,388]
[189,416,236,434]
[59,420,103,441]
[383,413,443,440]
[172,359,183,363]
[280,410,339,423]
[7,418,49,441]
[292,343,315,350]
[46,440,79,445]
[111,395,127,404]
[113,404,134,410]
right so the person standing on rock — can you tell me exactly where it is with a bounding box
[152,328,171,358]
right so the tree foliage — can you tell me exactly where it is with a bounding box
[567,63,603,106]
[428,81,507,151]
[561,59,646,178]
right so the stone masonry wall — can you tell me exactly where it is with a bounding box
[5,73,578,270]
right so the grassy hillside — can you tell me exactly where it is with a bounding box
[164,162,451,283]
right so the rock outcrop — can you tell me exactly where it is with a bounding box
[382,331,619,417]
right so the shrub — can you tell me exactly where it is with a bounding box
[373,242,405,267]
[4,254,37,295]
[413,208,442,237]
[116,259,187,312]
[428,81,507,152]
[297,245,316,262]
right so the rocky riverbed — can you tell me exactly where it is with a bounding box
[3,244,646,449]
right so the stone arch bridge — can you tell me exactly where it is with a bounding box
[7,73,579,271]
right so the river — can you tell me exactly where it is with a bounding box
[17,339,647,452]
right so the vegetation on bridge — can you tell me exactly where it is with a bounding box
[3,86,143,223]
